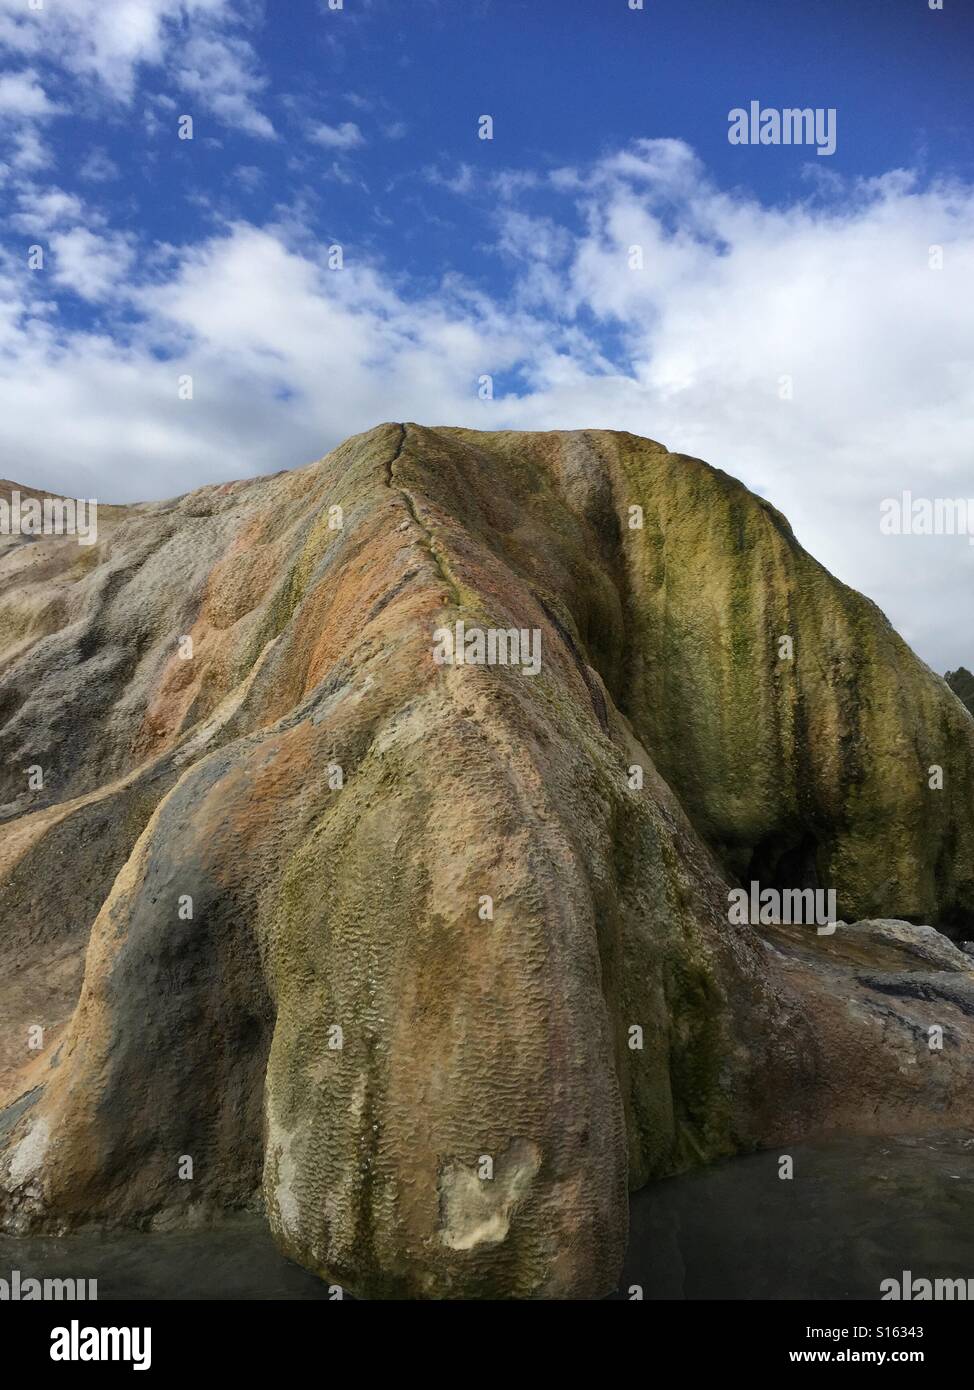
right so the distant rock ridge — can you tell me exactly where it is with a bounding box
[946,667,974,718]
[1,424,973,1299]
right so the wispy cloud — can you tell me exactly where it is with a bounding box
[10,184,87,232]
[79,147,121,183]
[175,31,275,140]
[0,0,274,137]
[51,226,136,301]
[424,161,475,195]
[308,120,365,150]
[0,67,62,117]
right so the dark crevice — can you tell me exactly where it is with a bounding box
[383,424,461,607]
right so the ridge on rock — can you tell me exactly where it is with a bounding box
[1,423,973,1299]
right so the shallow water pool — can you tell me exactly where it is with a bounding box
[1,1133,971,1300]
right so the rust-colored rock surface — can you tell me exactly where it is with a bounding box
[1,424,973,1298]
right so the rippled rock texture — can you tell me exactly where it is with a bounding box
[1,425,973,1297]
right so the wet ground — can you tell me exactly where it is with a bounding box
[1,1134,971,1300]
[617,1132,974,1299]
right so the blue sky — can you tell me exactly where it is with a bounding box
[22,0,974,305]
[0,0,973,670]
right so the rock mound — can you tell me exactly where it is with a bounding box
[2,424,973,1297]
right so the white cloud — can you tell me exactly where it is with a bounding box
[424,161,475,195]
[0,67,61,117]
[233,164,264,191]
[0,0,189,100]
[10,125,51,171]
[51,227,135,301]
[490,169,539,200]
[0,0,273,136]
[598,136,701,192]
[79,147,121,182]
[308,120,364,150]
[10,185,86,232]
[176,32,275,140]
[0,64,63,179]
[1,139,972,671]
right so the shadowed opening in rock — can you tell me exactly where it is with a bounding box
[746,829,823,895]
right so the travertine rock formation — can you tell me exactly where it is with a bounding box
[1,425,973,1298]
